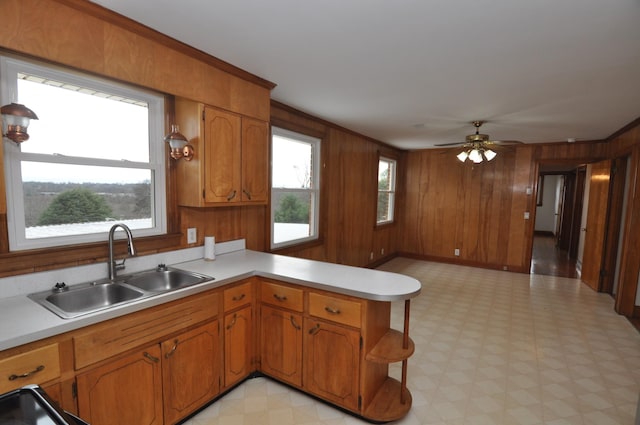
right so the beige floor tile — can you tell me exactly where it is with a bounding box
[186,259,640,425]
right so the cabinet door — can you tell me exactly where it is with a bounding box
[162,321,221,425]
[260,305,303,387]
[223,305,253,387]
[304,318,361,412]
[77,345,163,425]
[203,106,242,203]
[241,117,269,203]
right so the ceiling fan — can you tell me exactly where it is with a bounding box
[435,121,522,163]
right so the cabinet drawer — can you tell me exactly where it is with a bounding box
[0,344,60,393]
[261,281,303,312]
[308,293,361,328]
[74,291,219,369]
[224,281,253,312]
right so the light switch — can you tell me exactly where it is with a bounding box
[524,212,530,220]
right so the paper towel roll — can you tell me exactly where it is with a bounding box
[204,236,216,260]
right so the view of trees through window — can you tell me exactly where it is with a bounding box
[24,182,151,227]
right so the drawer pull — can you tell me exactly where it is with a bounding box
[143,352,159,363]
[165,339,179,359]
[308,323,320,335]
[227,190,237,201]
[273,294,288,302]
[232,293,246,302]
[324,306,341,315]
[290,315,301,330]
[9,365,45,381]
[243,189,252,200]
[226,313,237,330]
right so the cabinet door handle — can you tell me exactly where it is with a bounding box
[242,189,252,200]
[324,306,341,315]
[290,315,301,330]
[8,365,44,381]
[273,294,287,302]
[226,313,237,330]
[227,190,237,201]
[232,293,246,302]
[308,323,320,335]
[143,352,159,363]
[165,339,179,359]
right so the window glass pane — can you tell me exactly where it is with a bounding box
[377,157,396,224]
[272,191,313,244]
[18,75,150,161]
[21,162,152,239]
[272,135,313,189]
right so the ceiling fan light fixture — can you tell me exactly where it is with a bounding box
[457,151,469,162]
[469,149,483,163]
[484,149,496,161]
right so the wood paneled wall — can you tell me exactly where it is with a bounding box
[270,103,402,267]
[400,140,611,273]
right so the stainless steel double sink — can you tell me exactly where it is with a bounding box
[28,266,214,319]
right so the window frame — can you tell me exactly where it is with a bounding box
[1,55,167,251]
[376,155,397,226]
[270,126,321,250]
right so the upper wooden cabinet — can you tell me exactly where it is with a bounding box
[175,99,269,207]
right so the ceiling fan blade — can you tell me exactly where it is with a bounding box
[433,141,466,147]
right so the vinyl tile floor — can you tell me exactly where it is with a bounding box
[183,258,640,425]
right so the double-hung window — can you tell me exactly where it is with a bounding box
[270,127,320,249]
[1,55,166,251]
[377,156,396,225]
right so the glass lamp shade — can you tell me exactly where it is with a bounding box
[469,149,483,163]
[484,149,497,161]
[457,151,469,162]
[164,125,193,160]
[1,103,39,143]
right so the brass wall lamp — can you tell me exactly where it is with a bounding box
[164,124,194,161]
[1,102,38,143]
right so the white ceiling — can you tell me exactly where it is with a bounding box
[91,0,640,150]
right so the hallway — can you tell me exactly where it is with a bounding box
[530,234,579,279]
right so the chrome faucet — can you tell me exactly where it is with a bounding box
[108,223,136,281]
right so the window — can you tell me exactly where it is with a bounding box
[271,127,320,249]
[1,55,166,250]
[377,157,396,225]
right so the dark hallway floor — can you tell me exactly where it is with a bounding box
[530,234,579,278]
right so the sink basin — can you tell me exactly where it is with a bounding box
[28,266,214,319]
[33,283,146,319]
[123,268,213,292]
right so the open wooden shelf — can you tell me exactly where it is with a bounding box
[362,377,412,422]
[365,329,415,363]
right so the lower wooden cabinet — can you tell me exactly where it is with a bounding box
[162,321,220,425]
[304,317,361,412]
[223,305,253,388]
[76,345,164,425]
[259,305,303,387]
[76,321,220,425]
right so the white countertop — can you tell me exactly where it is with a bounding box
[0,249,421,351]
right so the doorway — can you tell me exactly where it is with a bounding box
[530,167,585,278]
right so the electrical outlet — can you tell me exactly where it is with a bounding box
[454,248,460,256]
[187,228,197,244]
[370,251,374,260]
[381,248,385,255]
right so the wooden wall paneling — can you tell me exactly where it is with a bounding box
[103,23,156,86]
[504,147,535,271]
[0,0,106,73]
[241,206,267,252]
[399,152,422,254]
[615,146,640,315]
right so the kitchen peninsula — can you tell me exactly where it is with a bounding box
[0,245,421,424]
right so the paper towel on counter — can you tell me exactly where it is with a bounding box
[204,236,216,260]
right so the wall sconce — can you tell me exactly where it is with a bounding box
[164,125,194,161]
[1,103,39,144]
